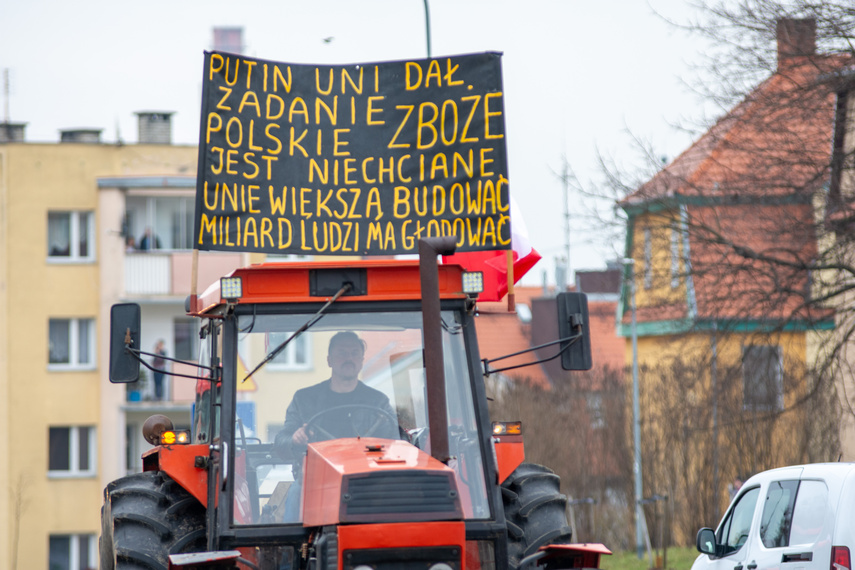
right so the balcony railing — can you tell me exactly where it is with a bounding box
[124,251,245,297]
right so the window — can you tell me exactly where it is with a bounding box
[586,393,605,429]
[670,224,680,288]
[48,212,94,261]
[718,486,760,554]
[266,332,311,370]
[174,318,198,361]
[643,227,652,289]
[125,196,195,251]
[743,345,783,411]
[789,480,828,545]
[49,318,95,368]
[49,426,95,477]
[760,480,798,547]
[49,534,96,570]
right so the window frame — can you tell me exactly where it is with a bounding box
[48,426,96,478]
[47,211,95,263]
[643,227,653,289]
[742,344,784,412]
[48,318,96,370]
[670,224,680,288]
[265,331,313,371]
[48,532,97,570]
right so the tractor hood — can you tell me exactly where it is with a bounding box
[301,438,464,526]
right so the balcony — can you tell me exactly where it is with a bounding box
[124,251,245,298]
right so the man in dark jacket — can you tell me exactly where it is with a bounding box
[274,331,398,521]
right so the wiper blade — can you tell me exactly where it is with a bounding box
[242,283,352,382]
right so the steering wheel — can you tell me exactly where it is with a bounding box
[304,404,399,442]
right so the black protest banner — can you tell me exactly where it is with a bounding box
[194,51,511,255]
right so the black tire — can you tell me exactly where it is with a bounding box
[100,471,207,569]
[501,463,574,569]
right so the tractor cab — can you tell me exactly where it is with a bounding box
[106,253,596,570]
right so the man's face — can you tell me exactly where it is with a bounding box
[328,338,364,382]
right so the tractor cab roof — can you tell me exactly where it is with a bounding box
[190,259,468,316]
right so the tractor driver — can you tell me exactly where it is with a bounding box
[274,331,399,460]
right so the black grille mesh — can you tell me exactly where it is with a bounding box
[343,470,460,519]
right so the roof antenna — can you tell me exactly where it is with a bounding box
[3,68,10,123]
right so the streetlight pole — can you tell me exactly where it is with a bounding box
[624,258,644,558]
[422,0,432,58]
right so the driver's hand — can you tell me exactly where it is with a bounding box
[292,424,309,446]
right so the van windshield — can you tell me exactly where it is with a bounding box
[227,309,490,526]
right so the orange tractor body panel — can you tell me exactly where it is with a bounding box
[194,259,467,314]
[338,522,467,566]
[143,444,211,507]
[301,437,463,527]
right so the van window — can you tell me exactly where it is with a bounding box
[719,486,760,553]
[789,481,828,546]
[760,480,798,547]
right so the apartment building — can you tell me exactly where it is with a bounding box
[0,114,245,570]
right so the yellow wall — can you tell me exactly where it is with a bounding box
[1,142,197,569]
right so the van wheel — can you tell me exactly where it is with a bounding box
[501,463,574,569]
[100,471,207,569]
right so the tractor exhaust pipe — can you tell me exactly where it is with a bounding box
[418,236,457,464]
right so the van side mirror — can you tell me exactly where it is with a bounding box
[557,292,592,370]
[697,527,718,556]
[110,303,141,383]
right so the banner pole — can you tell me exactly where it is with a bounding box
[506,249,515,312]
[190,248,199,313]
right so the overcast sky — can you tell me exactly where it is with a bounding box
[1,0,714,286]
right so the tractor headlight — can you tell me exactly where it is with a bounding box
[220,276,243,301]
[462,271,484,295]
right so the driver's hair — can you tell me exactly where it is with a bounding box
[328,331,366,356]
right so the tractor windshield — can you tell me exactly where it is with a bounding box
[228,309,490,526]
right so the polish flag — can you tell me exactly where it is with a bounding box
[443,198,541,302]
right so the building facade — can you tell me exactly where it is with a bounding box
[0,116,247,570]
[618,18,847,542]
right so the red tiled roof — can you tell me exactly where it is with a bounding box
[626,56,849,205]
[622,54,851,325]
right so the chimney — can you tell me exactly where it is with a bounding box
[60,128,102,143]
[136,111,173,144]
[777,18,816,66]
[0,122,26,142]
[213,27,244,54]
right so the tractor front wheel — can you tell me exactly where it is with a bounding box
[100,471,207,570]
[501,463,574,569]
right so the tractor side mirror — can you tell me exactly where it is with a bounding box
[557,292,592,370]
[110,303,141,383]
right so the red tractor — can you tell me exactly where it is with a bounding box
[102,237,607,570]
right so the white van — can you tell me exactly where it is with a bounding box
[692,463,855,570]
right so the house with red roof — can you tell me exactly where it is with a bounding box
[617,18,849,538]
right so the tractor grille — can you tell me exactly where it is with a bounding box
[343,546,461,570]
[341,470,462,522]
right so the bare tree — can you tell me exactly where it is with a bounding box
[10,473,30,570]
[488,366,633,549]
[570,0,855,546]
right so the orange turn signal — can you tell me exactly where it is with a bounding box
[161,430,191,445]
[492,421,522,436]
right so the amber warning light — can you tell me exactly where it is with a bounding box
[161,430,191,445]
[492,421,522,436]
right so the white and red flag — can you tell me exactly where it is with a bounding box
[443,198,541,303]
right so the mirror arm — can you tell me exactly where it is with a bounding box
[483,332,581,376]
[124,346,217,381]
